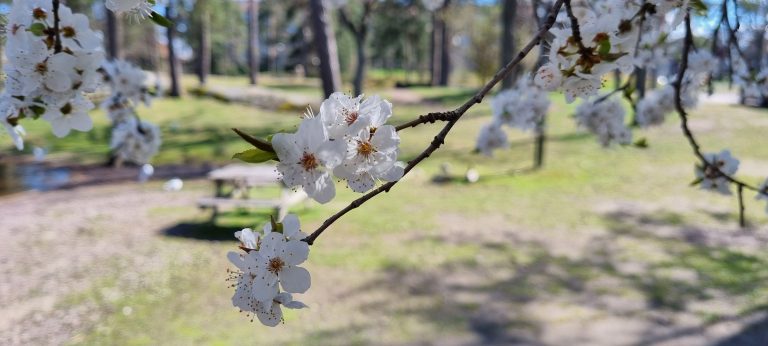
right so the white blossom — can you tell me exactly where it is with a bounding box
[695,150,740,195]
[492,78,551,131]
[42,94,95,138]
[110,117,162,165]
[334,125,404,193]
[2,121,26,151]
[227,214,311,327]
[102,59,153,108]
[1,0,104,149]
[319,92,393,141]
[273,117,344,204]
[575,96,632,147]
[105,0,153,20]
[475,123,509,157]
[235,228,261,250]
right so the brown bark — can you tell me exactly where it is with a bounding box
[500,0,518,88]
[309,0,342,98]
[198,0,211,86]
[106,6,121,60]
[247,0,260,86]
[166,2,181,97]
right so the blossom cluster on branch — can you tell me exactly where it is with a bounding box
[272,92,404,203]
[228,215,311,327]
[1,0,105,149]
[475,77,551,156]
[106,0,154,20]
[101,60,162,165]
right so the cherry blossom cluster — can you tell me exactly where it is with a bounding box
[535,0,689,103]
[574,96,632,147]
[273,92,404,203]
[492,78,551,131]
[475,78,551,156]
[101,60,161,165]
[110,118,162,165]
[636,50,712,127]
[689,147,768,218]
[105,0,154,20]
[695,150,740,195]
[475,123,509,157]
[733,57,768,101]
[102,60,153,112]
[1,0,105,150]
[227,214,311,327]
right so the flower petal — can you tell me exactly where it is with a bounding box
[280,265,311,294]
[280,239,309,266]
[251,271,279,303]
[281,214,301,238]
[304,173,335,204]
[255,301,283,327]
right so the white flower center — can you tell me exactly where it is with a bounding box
[356,140,375,157]
[267,257,285,275]
[299,152,319,171]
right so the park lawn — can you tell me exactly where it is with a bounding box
[4,78,768,344]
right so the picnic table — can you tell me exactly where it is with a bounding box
[197,164,307,222]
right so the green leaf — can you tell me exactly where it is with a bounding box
[232,128,275,153]
[30,105,46,119]
[689,177,703,186]
[633,137,648,148]
[690,0,708,15]
[597,38,612,56]
[232,148,278,163]
[29,23,46,36]
[149,11,173,28]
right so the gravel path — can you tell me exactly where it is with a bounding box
[0,183,203,345]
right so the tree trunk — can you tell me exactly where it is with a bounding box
[500,0,518,88]
[247,0,260,86]
[438,3,451,86]
[632,67,646,126]
[309,0,342,98]
[106,7,121,60]
[430,13,443,86]
[353,37,366,95]
[198,1,211,86]
[533,116,546,169]
[339,3,372,96]
[531,0,553,169]
[166,2,181,97]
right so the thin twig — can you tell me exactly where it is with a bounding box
[52,0,63,53]
[394,112,456,131]
[674,11,757,229]
[738,184,746,228]
[302,0,567,245]
[563,0,586,51]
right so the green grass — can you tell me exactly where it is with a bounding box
[5,74,768,344]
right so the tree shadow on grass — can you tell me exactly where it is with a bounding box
[333,208,768,344]
[161,210,274,242]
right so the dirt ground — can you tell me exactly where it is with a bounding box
[0,183,203,345]
[1,179,768,345]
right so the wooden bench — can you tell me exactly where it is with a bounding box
[197,164,307,222]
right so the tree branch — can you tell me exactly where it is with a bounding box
[302,0,567,245]
[52,0,63,53]
[563,0,586,52]
[674,11,758,228]
[337,8,359,37]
